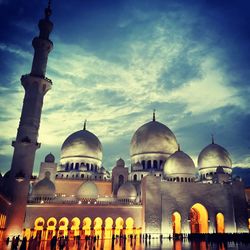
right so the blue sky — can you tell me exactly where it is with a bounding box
[0,0,250,174]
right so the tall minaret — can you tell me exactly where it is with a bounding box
[5,1,53,237]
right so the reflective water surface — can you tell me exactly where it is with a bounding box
[1,238,250,250]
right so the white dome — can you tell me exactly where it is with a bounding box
[130,120,178,157]
[163,150,196,177]
[198,142,232,170]
[77,181,99,198]
[32,172,55,197]
[117,182,137,200]
[61,128,102,161]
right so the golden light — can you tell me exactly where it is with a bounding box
[172,212,181,234]
[216,213,225,233]
[190,203,208,233]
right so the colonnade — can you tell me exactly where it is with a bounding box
[23,216,141,240]
[171,203,225,234]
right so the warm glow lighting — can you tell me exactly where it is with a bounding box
[172,212,181,234]
[190,203,208,233]
[216,213,225,233]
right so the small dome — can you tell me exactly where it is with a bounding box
[45,153,55,163]
[130,120,178,157]
[61,129,102,161]
[32,171,55,197]
[198,143,232,170]
[116,158,125,167]
[163,150,196,177]
[77,181,98,199]
[117,182,137,200]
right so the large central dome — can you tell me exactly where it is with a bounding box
[130,120,178,157]
[61,129,102,161]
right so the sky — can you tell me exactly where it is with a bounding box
[0,0,250,174]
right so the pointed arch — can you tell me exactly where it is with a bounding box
[125,217,134,236]
[172,212,181,234]
[216,213,225,233]
[115,217,124,237]
[190,203,208,233]
[82,217,92,236]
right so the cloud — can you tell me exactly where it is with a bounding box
[1,0,250,173]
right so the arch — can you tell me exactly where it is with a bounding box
[34,217,45,229]
[65,164,69,171]
[82,217,92,236]
[216,213,225,233]
[147,160,151,169]
[71,217,80,237]
[172,212,181,234]
[190,203,208,233]
[75,163,79,170]
[94,217,103,238]
[58,217,69,237]
[153,160,158,169]
[46,217,57,240]
[86,163,90,171]
[104,217,113,239]
[81,174,84,178]
[91,164,94,171]
[133,174,137,181]
[115,217,124,237]
[34,217,45,239]
[70,163,74,170]
[125,217,134,236]
[142,160,146,170]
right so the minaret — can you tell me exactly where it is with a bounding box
[5,1,53,237]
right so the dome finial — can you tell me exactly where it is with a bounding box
[45,0,52,19]
[83,120,87,130]
[153,109,156,121]
[211,133,215,144]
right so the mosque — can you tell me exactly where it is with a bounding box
[0,2,249,241]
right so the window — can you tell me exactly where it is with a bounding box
[142,160,145,170]
[81,174,84,178]
[147,160,151,169]
[153,160,158,169]
[75,163,79,170]
[133,174,137,181]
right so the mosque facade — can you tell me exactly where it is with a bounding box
[0,2,249,240]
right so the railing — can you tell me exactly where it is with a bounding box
[27,195,142,206]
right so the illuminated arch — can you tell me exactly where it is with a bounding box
[190,203,208,233]
[83,217,92,236]
[94,217,103,238]
[216,213,225,233]
[104,217,113,239]
[59,217,69,237]
[172,212,181,234]
[115,217,124,236]
[46,217,57,240]
[125,217,134,236]
[34,217,45,239]
[71,217,80,236]
[34,217,45,230]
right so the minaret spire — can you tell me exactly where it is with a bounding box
[153,109,156,121]
[83,120,87,130]
[211,134,215,144]
[4,1,54,238]
[178,143,180,151]
[45,0,52,19]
